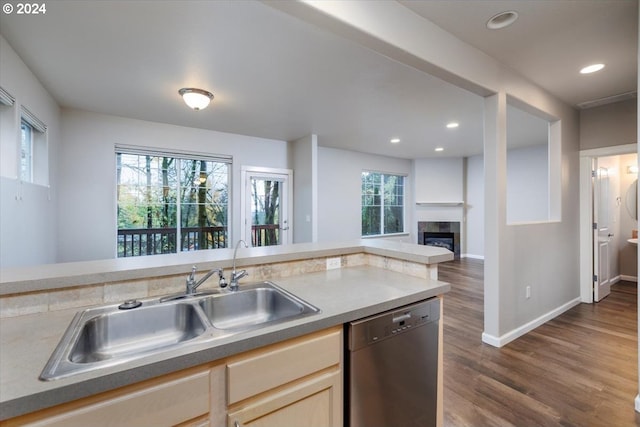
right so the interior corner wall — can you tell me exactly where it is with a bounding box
[580,99,637,150]
[464,154,484,258]
[58,109,288,263]
[0,35,60,268]
[288,134,317,243]
[317,147,413,243]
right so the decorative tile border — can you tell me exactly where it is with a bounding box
[0,253,437,318]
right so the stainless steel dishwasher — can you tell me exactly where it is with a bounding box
[347,298,440,427]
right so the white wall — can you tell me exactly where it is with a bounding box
[618,153,638,279]
[317,147,412,243]
[0,35,60,267]
[288,134,317,243]
[414,157,465,241]
[58,109,288,263]
[464,154,484,258]
[580,99,637,150]
[506,144,549,224]
[414,157,463,202]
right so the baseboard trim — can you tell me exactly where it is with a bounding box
[635,395,640,413]
[461,254,484,260]
[621,275,638,283]
[611,275,621,285]
[482,297,582,348]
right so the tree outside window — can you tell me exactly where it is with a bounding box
[116,151,229,257]
[362,171,405,236]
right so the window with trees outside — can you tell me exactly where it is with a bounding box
[20,119,33,182]
[116,148,230,257]
[361,171,405,236]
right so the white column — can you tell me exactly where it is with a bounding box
[482,92,507,346]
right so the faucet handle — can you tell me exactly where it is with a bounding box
[187,266,197,283]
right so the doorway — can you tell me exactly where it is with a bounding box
[240,166,293,247]
[579,144,638,303]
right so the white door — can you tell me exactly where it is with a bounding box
[240,167,293,247]
[593,162,612,301]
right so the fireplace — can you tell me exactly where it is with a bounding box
[423,232,455,252]
[418,221,460,259]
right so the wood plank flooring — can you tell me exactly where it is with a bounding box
[438,258,639,427]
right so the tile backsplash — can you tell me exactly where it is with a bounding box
[0,253,435,318]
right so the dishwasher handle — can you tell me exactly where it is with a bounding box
[392,313,411,323]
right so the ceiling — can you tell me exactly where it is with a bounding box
[401,0,638,108]
[0,1,636,159]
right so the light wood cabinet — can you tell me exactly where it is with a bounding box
[3,327,343,427]
[3,366,213,427]
[226,326,343,427]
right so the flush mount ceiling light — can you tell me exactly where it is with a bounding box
[390,138,401,144]
[435,147,444,152]
[486,10,518,30]
[178,88,214,111]
[446,122,459,129]
[580,63,605,74]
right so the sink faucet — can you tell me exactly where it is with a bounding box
[186,266,227,295]
[229,240,249,291]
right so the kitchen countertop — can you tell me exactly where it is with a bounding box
[0,239,452,295]
[0,265,450,420]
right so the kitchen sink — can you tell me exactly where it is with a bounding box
[68,303,207,363]
[40,281,319,381]
[198,282,320,330]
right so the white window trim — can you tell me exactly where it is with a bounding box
[361,171,407,237]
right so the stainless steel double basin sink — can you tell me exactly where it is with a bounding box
[40,282,320,381]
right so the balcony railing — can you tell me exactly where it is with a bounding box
[118,224,281,257]
[117,226,227,257]
[251,224,280,247]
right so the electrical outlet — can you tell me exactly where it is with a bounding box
[525,285,531,299]
[326,257,341,270]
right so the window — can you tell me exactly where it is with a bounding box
[20,120,33,182]
[116,148,230,257]
[19,106,47,184]
[361,171,405,236]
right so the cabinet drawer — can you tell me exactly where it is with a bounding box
[7,369,210,427]
[227,328,341,404]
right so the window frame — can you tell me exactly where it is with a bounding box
[115,145,232,258]
[19,106,48,185]
[20,119,33,182]
[361,170,406,237]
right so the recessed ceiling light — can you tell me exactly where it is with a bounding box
[435,147,444,152]
[390,138,401,144]
[446,122,459,129]
[580,63,605,74]
[486,11,518,30]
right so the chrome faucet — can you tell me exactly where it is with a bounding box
[186,266,227,294]
[229,240,249,291]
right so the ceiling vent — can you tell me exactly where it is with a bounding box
[576,91,637,110]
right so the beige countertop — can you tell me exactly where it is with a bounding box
[0,265,450,420]
[0,239,452,295]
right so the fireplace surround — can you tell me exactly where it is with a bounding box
[418,221,460,259]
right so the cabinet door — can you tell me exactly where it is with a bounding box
[228,370,342,427]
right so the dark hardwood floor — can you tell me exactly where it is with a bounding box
[438,258,640,427]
